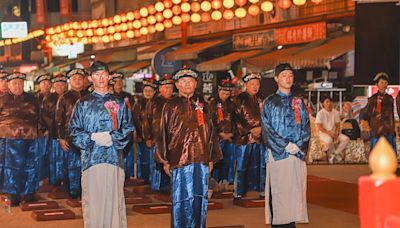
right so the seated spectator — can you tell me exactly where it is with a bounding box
[316,96,350,164]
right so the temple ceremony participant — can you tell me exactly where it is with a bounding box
[69,61,134,228]
[262,63,310,228]
[156,68,222,227]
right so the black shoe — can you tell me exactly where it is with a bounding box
[69,192,81,199]
[9,194,21,207]
[24,194,37,203]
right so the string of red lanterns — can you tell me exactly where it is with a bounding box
[43,0,325,48]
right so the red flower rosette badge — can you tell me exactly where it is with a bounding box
[195,99,205,126]
[104,100,120,130]
[217,102,224,122]
[292,98,302,125]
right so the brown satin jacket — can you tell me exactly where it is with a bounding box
[132,96,149,141]
[155,94,222,169]
[55,90,89,142]
[233,92,265,145]
[113,91,135,113]
[42,93,60,139]
[365,92,395,137]
[0,92,39,139]
[36,92,50,137]
[209,96,236,140]
[144,94,173,141]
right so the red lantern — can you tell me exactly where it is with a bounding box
[155,12,164,22]
[223,10,234,20]
[211,10,222,20]
[211,0,222,9]
[278,0,292,9]
[191,1,201,12]
[148,25,156,34]
[293,0,306,5]
[163,9,173,18]
[164,0,173,8]
[191,13,201,23]
[134,30,141,37]
[140,18,148,27]
[155,2,165,12]
[235,7,246,18]
[148,5,156,15]
[181,13,191,23]
[311,0,323,3]
[261,1,273,12]
[248,4,260,16]
[133,10,141,19]
[163,19,173,28]
[235,0,247,7]
[201,12,211,22]
[126,30,134,38]
[172,5,182,15]
[172,15,182,25]
[155,23,165,31]
[181,2,191,13]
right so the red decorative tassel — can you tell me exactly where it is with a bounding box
[376,98,382,114]
[217,106,224,121]
[197,109,205,126]
[125,99,132,111]
[295,107,301,125]
[112,112,117,130]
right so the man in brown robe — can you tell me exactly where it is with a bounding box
[0,72,39,206]
[365,72,396,152]
[156,68,222,227]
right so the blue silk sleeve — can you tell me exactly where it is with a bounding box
[261,100,288,157]
[69,102,95,150]
[110,102,134,151]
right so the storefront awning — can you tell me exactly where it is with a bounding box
[118,61,151,74]
[244,47,302,72]
[196,50,261,72]
[137,41,179,61]
[280,34,354,68]
[95,48,138,63]
[164,39,226,61]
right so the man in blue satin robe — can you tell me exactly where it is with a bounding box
[156,68,222,228]
[262,63,310,227]
[233,73,266,199]
[69,61,134,228]
[0,72,40,206]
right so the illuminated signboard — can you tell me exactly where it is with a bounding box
[1,22,28,38]
[52,43,85,59]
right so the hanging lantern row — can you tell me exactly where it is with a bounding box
[0,30,44,47]
[46,0,324,37]
[45,0,324,47]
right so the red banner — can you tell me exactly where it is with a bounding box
[36,0,45,24]
[275,22,326,45]
[60,0,69,16]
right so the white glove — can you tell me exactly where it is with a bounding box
[91,132,113,147]
[285,142,300,154]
